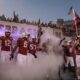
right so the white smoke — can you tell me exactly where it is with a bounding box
[0,31,64,80]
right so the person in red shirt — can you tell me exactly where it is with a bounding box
[65,41,75,71]
[29,36,38,58]
[24,36,38,64]
[0,30,13,63]
[10,32,30,65]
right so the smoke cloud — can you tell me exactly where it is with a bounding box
[0,31,64,80]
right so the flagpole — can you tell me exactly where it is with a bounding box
[72,7,79,80]
[75,23,78,37]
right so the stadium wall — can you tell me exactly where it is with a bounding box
[0,21,54,38]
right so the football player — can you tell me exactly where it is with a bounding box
[10,32,29,65]
[10,32,37,65]
[27,36,39,64]
[0,30,13,63]
[29,36,38,58]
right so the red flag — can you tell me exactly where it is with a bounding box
[69,6,80,25]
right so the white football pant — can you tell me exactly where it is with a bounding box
[76,55,80,67]
[66,56,74,67]
[17,53,34,66]
[1,51,11,63]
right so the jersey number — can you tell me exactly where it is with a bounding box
[30,44,36,50]
[24,41,28,48]
[30,44,34,50]
[5,40,11,46]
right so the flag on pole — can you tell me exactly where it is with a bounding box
[68,6,80,25]
[69,7,80,80]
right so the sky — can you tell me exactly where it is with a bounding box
[0,0,80,23]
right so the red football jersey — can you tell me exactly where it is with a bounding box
[0,36,13,51]
[29,41,38,54]
[67,45,74,56]
[17,37,29,55]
